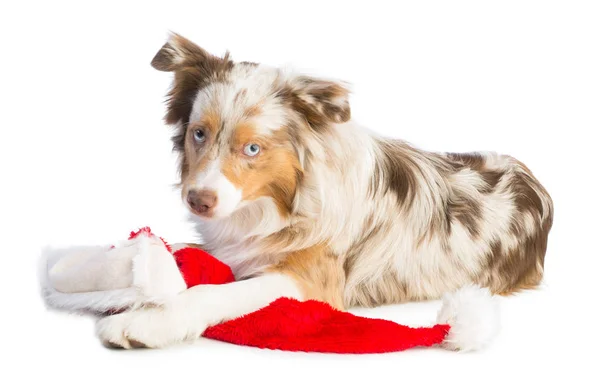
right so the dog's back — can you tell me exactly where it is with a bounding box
[341,138,553,306]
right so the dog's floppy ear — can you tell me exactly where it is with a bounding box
[151,33,224,72]
[283,75,351,128]
[151,33,233,124]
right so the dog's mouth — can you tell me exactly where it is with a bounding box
[188,206,216,219]
[185,200,217,219]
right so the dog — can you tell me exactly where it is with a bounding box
[96,34,553,349]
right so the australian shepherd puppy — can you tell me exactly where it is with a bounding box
[97,34,553,349]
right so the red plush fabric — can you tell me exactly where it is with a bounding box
[172,245,451,354]
[204,298,450,353]
[173,247,235,286]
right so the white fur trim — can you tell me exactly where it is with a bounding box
[39,236,186,314]
[129,236,187,298]
[436,285,500,351]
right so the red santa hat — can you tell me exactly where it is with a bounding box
[41,227,500,352]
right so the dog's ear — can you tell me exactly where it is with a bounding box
[151,33,223,72]
[283,75,351,128]
[151,33,233,124]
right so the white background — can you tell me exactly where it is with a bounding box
[1,1,598,390]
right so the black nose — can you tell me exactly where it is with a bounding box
[187,189,218,215]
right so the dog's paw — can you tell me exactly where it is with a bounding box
[96,305,207,349]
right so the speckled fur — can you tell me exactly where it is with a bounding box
[155,34,553,309]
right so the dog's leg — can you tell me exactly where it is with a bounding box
[269,245,346,310]
[96,272,302,349]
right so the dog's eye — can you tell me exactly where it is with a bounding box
[243,143,261,157]
[193,129,206,143]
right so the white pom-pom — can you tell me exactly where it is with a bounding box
[436,285,500,351]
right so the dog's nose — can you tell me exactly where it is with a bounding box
[187,189,218,215]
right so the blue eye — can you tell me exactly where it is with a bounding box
[243,143,261,157]
[193,129,206,143]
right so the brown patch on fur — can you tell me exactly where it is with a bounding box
[510,171,545,217]
[445,153,506,240]
[446,152,504,194]
[478,233,547,295]
[374,141,472,242]
[373,140,417,205]
[448,193,482,237]
[230,123,258,146]
[477,162,553,294]
[480,170,504,193]
[220,125,303,217]
[277,77,351,129]
[269,245,345,310]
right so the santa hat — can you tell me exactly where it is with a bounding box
[40,227,500,352]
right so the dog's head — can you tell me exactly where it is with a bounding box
[152,34,351,220]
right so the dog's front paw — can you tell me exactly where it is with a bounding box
[96,305,207,349]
